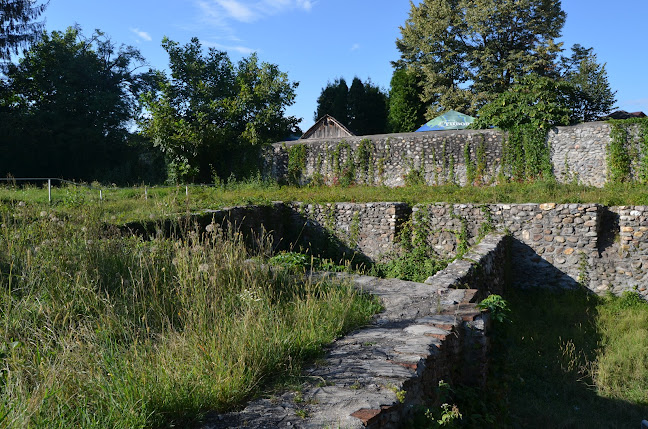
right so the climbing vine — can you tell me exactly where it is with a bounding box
[332,141,355,187]
[464,142,476,186]
[502,125,552,182]
[607,121,632,183]
[403,151,426,186]
[450,208,470,256]
[607,118,648,184]
[376,208,447,282]
[311,153,325,186]
[475,135,487,185]
[287,143,308,185]
[477,204,495,238]
[349,211,361,249]
[356,138,375,185]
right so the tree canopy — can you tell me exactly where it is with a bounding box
[140,37,300,183]
[315,77,388,135]
[396,0,566,117]
[561,44,617,122]
[0,27,162,183]
[388,66,426,133]
[0,0,48,63]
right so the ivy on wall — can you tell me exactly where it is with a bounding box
[606,118,648,184]
[501,125,552,182]
[287,143,308,185]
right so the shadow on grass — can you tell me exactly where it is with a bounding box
[496,286,648,428]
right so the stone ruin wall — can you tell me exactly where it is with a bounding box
[128,203,646,426]
[166,201,647,299]
[268,121,646,188]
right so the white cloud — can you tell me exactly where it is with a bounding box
[196,0,315,25]
[350,43,360,51]
[216,0,258,23]
[201,39,257,55]
[130,28,152,42]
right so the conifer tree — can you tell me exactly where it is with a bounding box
[0,0,48,62]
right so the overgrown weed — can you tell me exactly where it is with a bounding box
[0,203,379,427]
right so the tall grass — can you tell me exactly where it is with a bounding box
[2,181,648,225]
[0,203,379,428]
[497,288,648,427]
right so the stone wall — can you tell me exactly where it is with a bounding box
[595,206,648,295]
[549,122,610,187]
[414,202,648,297]
[287,202,410,260]
[205,233,508,429]
[267,121,646,188]
[268,129,503,187]
[124,201,647,298]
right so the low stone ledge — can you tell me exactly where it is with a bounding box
[203,233,508,429]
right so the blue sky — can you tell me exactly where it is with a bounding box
[43,0,648,131]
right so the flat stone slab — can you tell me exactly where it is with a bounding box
[202,233,504,429]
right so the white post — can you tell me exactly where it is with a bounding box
[99,189,103,201]
[144,186,148,200]
[48,179,51,203]
[185,186,189,196]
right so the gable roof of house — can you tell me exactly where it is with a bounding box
[602,110,647,120]
[301,114,355,140]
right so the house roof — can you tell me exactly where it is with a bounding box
[602,110,647,120]
[301,114,355,139]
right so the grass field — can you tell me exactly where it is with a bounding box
[0,202,380,428]
[498,288,648,428]
[2,182,648,427]
[1,180,648,225]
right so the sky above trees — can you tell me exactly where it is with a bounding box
[41,0,648,130]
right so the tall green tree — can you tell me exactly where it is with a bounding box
[0,27,162,183]
[314,78,349,125]
[396,0,566,117]
[0,0,48,62]
[314,77,388,135]
[140,37,300,183]
[387,66,426,133]
[473,74,572,130]
[561,44,616,122]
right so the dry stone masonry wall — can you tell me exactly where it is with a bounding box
[287,202,410,260]
[269,129,503,187]
[131,201,647,298]
[204,233,507,429]
[268,121,647,188]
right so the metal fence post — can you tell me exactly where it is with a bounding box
[144,186,148,200]
[99,189,103,201]
[47,179,51,203]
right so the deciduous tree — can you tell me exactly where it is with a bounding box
[0,27,161,183]
[141,37,300,183]
[387,66,426,133]
[396,0,566,117]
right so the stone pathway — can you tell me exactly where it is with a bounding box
[202,233,506,429]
